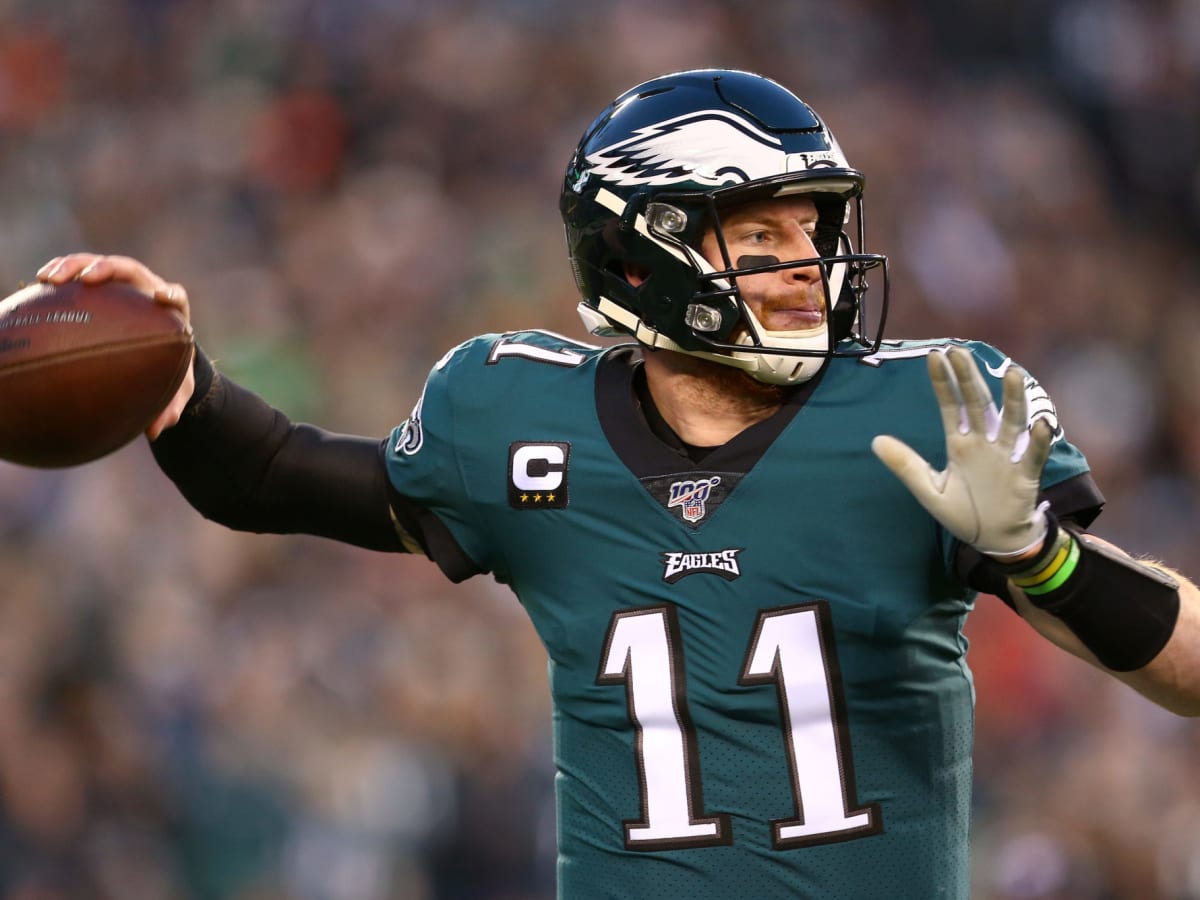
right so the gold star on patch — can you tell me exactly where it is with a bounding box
[520,493,529,503]
[547,493,556,503]
[533,493,543,503]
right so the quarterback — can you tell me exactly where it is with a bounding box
[39,70,1200,898]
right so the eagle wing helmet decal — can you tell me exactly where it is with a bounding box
[584,110,794,188]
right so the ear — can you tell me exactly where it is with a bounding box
[623,261,650,287]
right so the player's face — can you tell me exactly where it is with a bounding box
[700,195,827,333]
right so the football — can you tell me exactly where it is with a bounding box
[0,279,194,468]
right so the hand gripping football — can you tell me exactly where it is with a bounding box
[0,279,194,467]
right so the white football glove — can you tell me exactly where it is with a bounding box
[871,347,1054,560]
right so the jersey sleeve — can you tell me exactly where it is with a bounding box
[383,338,497,583]
[963,341,1098,509]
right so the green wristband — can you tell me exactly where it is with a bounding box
[1020,536,1080,596]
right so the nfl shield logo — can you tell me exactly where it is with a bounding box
[667,476,722,523]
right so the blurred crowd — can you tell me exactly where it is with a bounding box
[1,0,1198,897]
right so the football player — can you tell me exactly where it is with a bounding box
[39,69,1200,899]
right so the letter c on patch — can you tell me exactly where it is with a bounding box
[513,444,565,489]
[508,442,571,509]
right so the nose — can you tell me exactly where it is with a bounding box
[782,229,823,284]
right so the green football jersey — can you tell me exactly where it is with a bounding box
[384,330,1096,900]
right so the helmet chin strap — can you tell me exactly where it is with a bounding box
[580,298,830,385]
[730,314,829,385]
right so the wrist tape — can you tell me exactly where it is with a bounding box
[1009,518,1078,597]
[999,514,1180,672]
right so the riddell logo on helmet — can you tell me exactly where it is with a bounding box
[786,152,839,171]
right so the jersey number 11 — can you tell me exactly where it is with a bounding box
[598,602,882,851]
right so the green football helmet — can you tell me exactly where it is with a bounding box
[561,68,889,385]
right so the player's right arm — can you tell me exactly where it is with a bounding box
[37,253,415,554]
[150,346,408,551]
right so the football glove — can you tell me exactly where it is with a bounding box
[871,347,1054,560]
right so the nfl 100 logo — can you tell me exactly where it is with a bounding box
[667,476,722,523]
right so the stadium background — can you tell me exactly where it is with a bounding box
[0,0,1198,897]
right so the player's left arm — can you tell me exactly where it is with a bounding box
[1006,537,1200,716]
[873,347,1200,716]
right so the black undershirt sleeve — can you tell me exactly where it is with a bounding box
[151,348,406,553]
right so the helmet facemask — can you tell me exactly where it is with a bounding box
[582,182,886,386]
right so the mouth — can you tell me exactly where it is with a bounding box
[733,306,827,347]
[759,306,826,332]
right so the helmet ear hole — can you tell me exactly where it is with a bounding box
[623,262,651,287]
[813,224,843,259]
[830,285,858,341]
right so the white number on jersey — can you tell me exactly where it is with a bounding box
[487,331,598,368]
[599,602,882,851]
